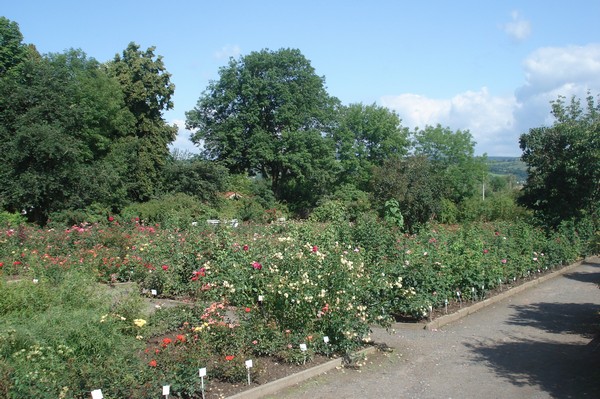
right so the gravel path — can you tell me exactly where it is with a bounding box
[271,257,600,399]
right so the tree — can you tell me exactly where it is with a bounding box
[519,93,600,227]
[371,156,441,231]
[412,124,487,204]
[0,48,133,223]
[333,103,409,190]
[107,43,177,201]
[0,17,32,76]
[162,154,230,203]
[186,48,339,208]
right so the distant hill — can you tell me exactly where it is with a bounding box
[486,156,528,183]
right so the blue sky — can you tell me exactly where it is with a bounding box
[4,1,600,156]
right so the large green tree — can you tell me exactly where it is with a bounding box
[519,93,600,227]
[107,43,177,201]
[412,124,487,204]
[0,46,134,223]
[186,48,339,208]
[333,103,409,190]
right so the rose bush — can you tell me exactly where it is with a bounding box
[0,216,594,397]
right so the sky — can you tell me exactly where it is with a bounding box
[4,1,600,156]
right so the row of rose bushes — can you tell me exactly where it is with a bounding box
[0,217,595,398]
[2,216,592,317]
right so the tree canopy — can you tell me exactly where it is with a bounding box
[519,93,600,227]
[186,48,339,206]
[0,18,184,223]
[7,16,593,231]
[107,43,177,201]
[333,103,409,190]
[413,124,487,203]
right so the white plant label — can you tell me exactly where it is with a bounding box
[245,359,253,368]
[199,367,207,377]
[162,385,170,395]
[323,336,330,343]
[91,389,103,399]
[151,289,157,296]
[258,295,264,302]
[300,343,307,352]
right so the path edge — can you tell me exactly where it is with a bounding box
[226,346,376,399]
[422,257,590,331]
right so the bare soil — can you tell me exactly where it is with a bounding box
[203,354,335,398]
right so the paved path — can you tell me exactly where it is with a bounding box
[272,257,600,399]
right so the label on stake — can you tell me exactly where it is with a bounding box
[91,389,103,399]
[151,289,157,296]
[323,336,330,343]
[299,343,307,351]
[245,359,253,368]
[199,367,207,377]
[162,385,170,395]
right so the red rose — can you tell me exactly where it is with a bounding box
[162,264,169,271]
[225,355,235,361]
[149,359,157,367]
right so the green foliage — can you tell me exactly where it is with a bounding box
[0,212,25,227]
[413,124,488,203]
[309,200,347,223]
[439,198,459,224]
[0,272,149,398]
[0,45,136,224]
[325,184,372,222]
[107,42,177,202]
[186,48,339,208]
[519,93,600,229]
[121,193,216,229]
[384,199,404,229]
[371,155,441,231]
[0,17,32,76]
[333,103,409,190]
[163,154,230,203]
[486,157,527,183]
[0,215,594,396]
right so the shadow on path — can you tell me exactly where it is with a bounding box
[506,302,600,338]
[466,338,600,398]
[466,262,600,398]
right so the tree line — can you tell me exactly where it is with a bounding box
[1,17,598,233]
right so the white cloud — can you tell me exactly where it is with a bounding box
[213,45,241,60]
[168,119,201,155]
[514,43,600,135]
[381,88,517,155]
[518,44,600,99]
[380,43,600,156]
[502,10,531,43]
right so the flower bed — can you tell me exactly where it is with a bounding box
[0,218,593,398]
